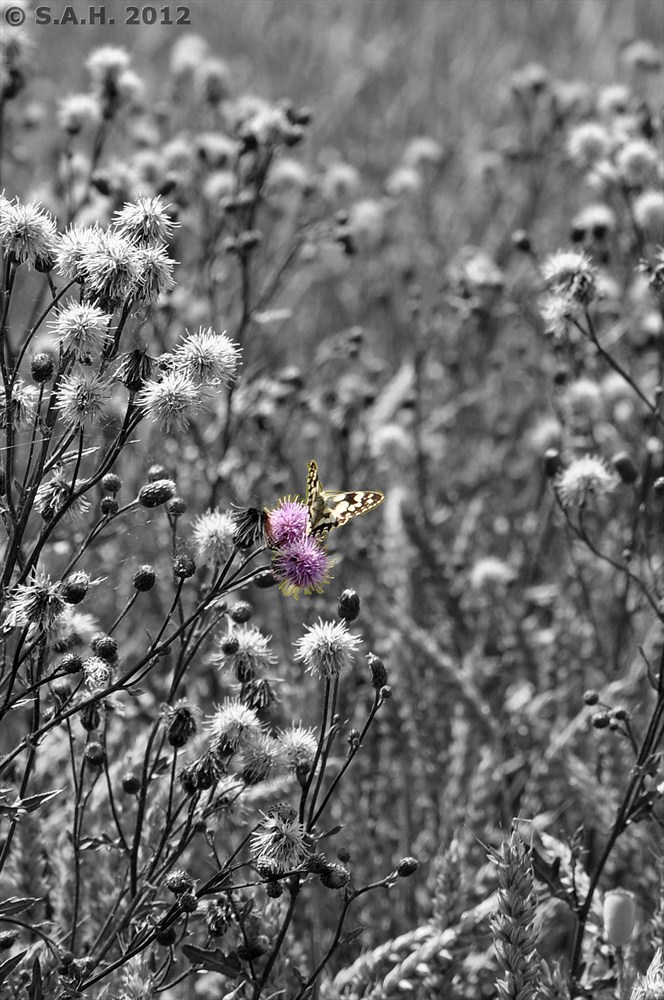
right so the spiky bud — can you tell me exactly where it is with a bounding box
[164,870,195,895]
[122,772,141,794]
[338,589,361,622]
[31,352,55,383]
[84,741,106,767]
[60,652,83,674]
[173,553,196,579]
[147,464,168,481]
[397,857,420,878]
[91,633,118,663]
[61,572,90,605]
[101,497,118,516]
[139,479,176,508]
[133,564,156,591]
[367,653,388,689]
[179,892,198,913]
[166,496,187,517]
[584,690,599,705]
[230,601,253,623]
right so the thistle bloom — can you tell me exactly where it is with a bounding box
[539,292,577,338]
[35,466,91,521]
[240,733,287,784]
[215,625,276,681]
[78,229,143,310]
[277,724,318,774]
[192,509,236,565]
[1,379,39,429]
[250,805,310,873]
[293,618,362,679]
[55,373,109,429]
[272,536,331,599]
[83,655,113,691]
[134,245,176,303]
[3,574,66,632]
[50,303,111,359]
[264,499,309,547]
[566,122,611,170]
[172,327,241,387]
[633,190,664,239]
[86,45,130,88]
[556,455,618,508]
[542,249,596,304]
[113,195,178,245]
[57,93,101,134]
[615,139,659,187]
[56,225,102,283]
[205,698,262,755]
[137,372,206,432]
[0,199,58,269]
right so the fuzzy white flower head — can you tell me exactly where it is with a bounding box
[172,327,241,387]
[170,34,209,77]
[527,416,562,453]
[3,573,66,633]
[35,466,92,521]
[86,45,130,87]
[539,292,578,338]
[57,94,101,134]
[192,509,236,566]
[294,618,362,679]
[137,372,206,432]
[55,373,109,429]
[386,166,422,198]
[250,804,309,873]
[277,724,318,774]
[1,379,39,429]
[83,655,112,691]
[633,190,664,239]
[134,245,176,303]
[349,199,386,251]
[561,378,604,421]
[321,161,361,202]
[403,136,443,168]
[542,249,596,304]
[240,733,288,785]
[79,229,143,310]
[56,225,102,282]
[267,158,310,193]
[215,624,277,681]
[572,203,616,239]
[615,138,659,187]
[596,84,632,118]
[0,199,57,268]
[205,698,262,754]
[556,455,618,508]
[566,122,611,170]
[50,302,111,359]
[113,195,178,245]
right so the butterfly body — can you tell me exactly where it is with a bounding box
[306,460,384,537]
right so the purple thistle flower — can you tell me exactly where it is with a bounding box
[265,499,309,548]
[272,536,331,599]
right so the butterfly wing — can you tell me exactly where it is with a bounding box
[306,460,384,537]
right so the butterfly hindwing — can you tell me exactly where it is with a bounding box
[306,460,384,537]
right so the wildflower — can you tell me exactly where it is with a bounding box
[597,84,632,118]
[556,455,618,508]
[1,379,39,429]
[319,862,351,889]
[82,655,112,690]
[250,804,310,873]
[31,353,55,383]
[232,506,267,551]
[603,889,637,947]
[170,33,208,78]
[272,536,332,599]
[321,161,361,202]
[172,327,241,387]
[134,245,176,303]
[386,166,422,197]
[615,138,659,187]
[510,62,548,96]
[138,479,176,508]
[191,509,235,566]
[241,733,287,784]
[367,652,388,689]
[200,56,231,103]
[132,565,156,591]
[179,751,225,794]
[241,677,278,712]
[113,349,155,393]
[542,249,596,304]
[566,122,611,170]
[633,190,664,239]
[84,742,106,767]
[396,857,420,877]
[205,899,232,937]
[267,157,309,193]
[3,574,66,632]
[539,293,577,338]
[205,698,262,755]
[57,93,101,134]
[621,39,662,72]
[0,199,58,268]
[86,45,130,93]
[264,499,308,548]
[91,633,117,662]
[50,303,111,359]
[562,377,603,421]
[632,949,664,1000]
[349,199,385,251]
[56,225,102,283]
[78,229,142,310]
[338,589,360,622]
[294,618,362,679]
[571,203,616,241]
[468,557,516,590]
[113,195,178,245]
[137,372,206,432]
[35,466,87,521]
[215,625,276,681]
[276,724,318,774]
[164,869,195,895]
[61,571,91,605]
[55,373,108,429]
[403,136,443,168]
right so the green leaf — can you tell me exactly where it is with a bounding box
[0,948,28,985]
[182,945,242,977]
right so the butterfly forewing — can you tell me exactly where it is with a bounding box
[306,460,384,537]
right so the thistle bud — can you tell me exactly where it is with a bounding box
[164,869,195,895]
[61,572,90,605]
[253,570,277,588]
[60,652,83,674]
[31,352,55,383]
[265,879,283,898]
[367,653,388,689]
[319,863,351,889]
[338,589,360,622]
[80,702,101,732]
[101,473,121,494]
[139,479,176,508]
[612,452,638,484]
[91,633,118,663]
[179,892,198,913]
[101,497,118,516]
[84,741,106,767]
[173,553,196,579]
[230,601,253,623]
[133,564,156,591]
[512,229,532,253]
[166,496,187,517]
[155,926,177,946]
[583,690,599,705]
[603,889,637,947]
[396,857,420,878]
[592,712,611,729]
[122,772,141,794]
[147,464,168,481]
[165,701,198,748]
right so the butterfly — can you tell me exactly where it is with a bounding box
[306,460,384,538]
